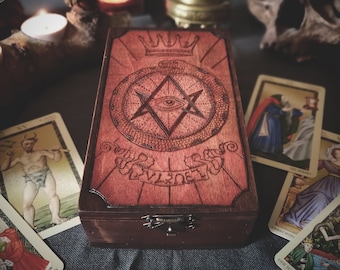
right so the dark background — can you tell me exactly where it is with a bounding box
[1,0,340,269]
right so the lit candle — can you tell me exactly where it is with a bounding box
[97,0,139,14]
[21,10,67,42]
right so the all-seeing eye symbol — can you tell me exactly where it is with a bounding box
[151,96,186,112]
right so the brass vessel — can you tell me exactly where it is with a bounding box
[166,0,230,28]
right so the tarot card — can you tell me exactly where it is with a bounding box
[0,195,64,269]
[0,113,83,239]
[244,74,325,178]
[275,195,340,270]
[269,130,340,240]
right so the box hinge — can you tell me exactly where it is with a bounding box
[141,214,195,236]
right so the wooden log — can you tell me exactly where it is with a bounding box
[0,0,27,40]
[0,4,110,117]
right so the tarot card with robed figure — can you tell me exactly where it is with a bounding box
[269,130,340,240]
[0,113,83,239]
[275,195,340,270]
[244,74,325,178]
[0,195,64,269]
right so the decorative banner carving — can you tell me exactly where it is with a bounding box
[93,140,239,188]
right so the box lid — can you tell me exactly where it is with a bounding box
[81,28,257,214]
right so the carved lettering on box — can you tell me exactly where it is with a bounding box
[92,140,241,189]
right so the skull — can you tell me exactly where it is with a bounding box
[247,0,340,62]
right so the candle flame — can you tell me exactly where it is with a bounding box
[36,9,48,16]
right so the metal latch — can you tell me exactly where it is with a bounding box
[141,214,195,236]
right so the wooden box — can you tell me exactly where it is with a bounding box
[79,28,258,248]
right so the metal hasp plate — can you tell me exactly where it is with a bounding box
[141,214,195,236]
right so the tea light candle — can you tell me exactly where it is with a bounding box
[21,10,67,42]
[98,0,137,13]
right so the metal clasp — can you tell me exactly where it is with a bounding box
[141,214,195,236]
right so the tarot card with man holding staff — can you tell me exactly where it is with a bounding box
[0,113,83,239]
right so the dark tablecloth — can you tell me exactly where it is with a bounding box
[2,1,340,269]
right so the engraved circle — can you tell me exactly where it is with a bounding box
[110,60,229,152]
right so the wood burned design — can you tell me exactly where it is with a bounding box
[92,140,241,188]
[88,30,250,206]
[110,59,229,152]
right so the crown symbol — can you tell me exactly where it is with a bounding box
[138,34,199,56]
[303,237,314,245]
